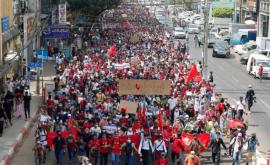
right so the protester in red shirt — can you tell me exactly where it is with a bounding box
[111,135,122,165]
[155,152,168,165]
[99,134,110,165]
[88,134,99,165]
[171,133,184,165]
[66,132,77,164]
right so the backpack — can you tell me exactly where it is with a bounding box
[126,142,133,155]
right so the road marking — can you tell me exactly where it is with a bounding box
[231,76,239,82]
[260,99,270,110]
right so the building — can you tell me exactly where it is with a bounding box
[258,0,269,38]
[0,0,21,91]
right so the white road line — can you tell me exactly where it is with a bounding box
[260,99,270,110]
[231,76,239,82]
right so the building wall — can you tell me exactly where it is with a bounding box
[0,0,3,64]
[1,0,20,62]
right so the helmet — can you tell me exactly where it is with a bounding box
[248,84,252,88]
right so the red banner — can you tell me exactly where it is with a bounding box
[181,133,210,153]
[228,119,244,128]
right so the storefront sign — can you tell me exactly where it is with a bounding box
[58,3,67,24]
[42,26,70,39]
[1,16,9,32]
[36,49,48,62]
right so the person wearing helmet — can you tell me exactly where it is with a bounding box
[245,85,255,111]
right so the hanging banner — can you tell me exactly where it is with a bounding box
[58,3,67,24]
[24,13,35,42]
[118,80,171,95]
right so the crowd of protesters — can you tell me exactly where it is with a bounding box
[33,1,259,165]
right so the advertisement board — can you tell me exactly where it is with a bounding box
[24,13,35,42]
[1,16,9,32]
[42,26,70,39]
[58,3,67,24]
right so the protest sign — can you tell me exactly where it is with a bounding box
[118,80,171,95]
[130,57,140,66]
[130,35,140,43]
[119,100,138,114]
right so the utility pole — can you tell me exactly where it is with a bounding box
[202,0,209,80]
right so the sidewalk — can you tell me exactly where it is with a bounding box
[0,61,55,165]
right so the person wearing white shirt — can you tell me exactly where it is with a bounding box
[138,133,154,165]
[90,124,101,136]
[168,97,177,111]
[235,96,246,120]
[153,134,167,160]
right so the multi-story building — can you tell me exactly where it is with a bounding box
[0,0,21,91]
[258,0,269,38]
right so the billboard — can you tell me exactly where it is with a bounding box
[24,13,35,42]
[1,16,9,32]
[42,26,70,39]
[58,3,67,24]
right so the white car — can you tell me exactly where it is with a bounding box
[233,41,257,55]
[187,24,200,34]
[174,27,187,39]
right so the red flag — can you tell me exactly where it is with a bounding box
[107,44,117,56]
[181,133,210,153]
[185,64,199,84]
[47,132,57,148]
[158,108,163,130]
[229,119,244,129]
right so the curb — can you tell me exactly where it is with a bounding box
[0,108,40,165]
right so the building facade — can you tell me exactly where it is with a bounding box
[258,0,270,38]
[0,0,21,91]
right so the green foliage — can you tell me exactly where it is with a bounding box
[212,7,233,18]
[67,0,121,18]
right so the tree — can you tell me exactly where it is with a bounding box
[212,7,233,18]
[67,0,121,21]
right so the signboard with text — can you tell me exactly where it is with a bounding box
[42,26,70,39]
[58,3,67,24]
[118,80,171,95]
[1,16,9,32]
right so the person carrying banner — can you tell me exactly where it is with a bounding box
[171,132,184,165]
[138,133,154,165]
[153,134,167,161]
[121,137,138,165]
[99,133,110,165]
[208,132,227,165]
[188,134,206,156]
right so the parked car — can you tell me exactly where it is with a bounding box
[247,54,270,78]
[212,40,230,58]
[174,27,187,39]
[233,41,257,55]
[241,49,270,64]
[187,24,200,34]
